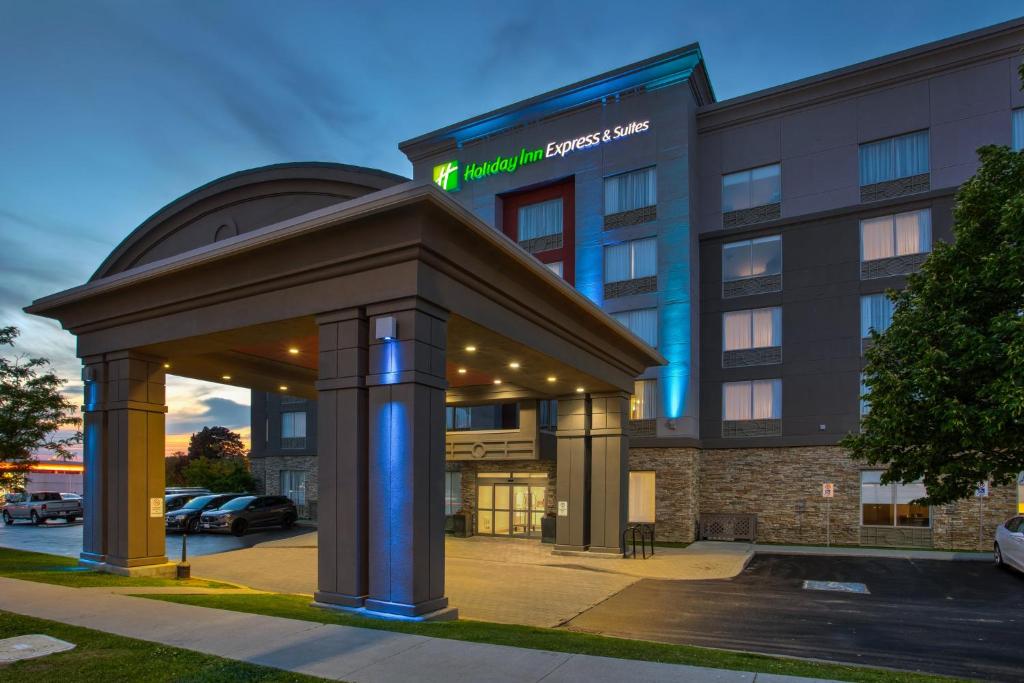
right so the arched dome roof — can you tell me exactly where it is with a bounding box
[92,162,407,280]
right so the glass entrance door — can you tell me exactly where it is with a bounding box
[476,474,546,538]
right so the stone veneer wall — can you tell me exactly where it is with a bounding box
[249,454,319,520]
[628,448,701,543]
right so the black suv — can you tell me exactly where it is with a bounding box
[165,493,246,533]
[199,495,297,536]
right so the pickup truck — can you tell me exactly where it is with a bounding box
[2,491,82,525]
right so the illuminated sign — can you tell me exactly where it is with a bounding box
[432,119,651,192]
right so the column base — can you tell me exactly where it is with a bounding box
[587,545,625,556]
[313,600,458,623]
[552,544,589,555]
[82,558,178,578]
[313,590,366,608]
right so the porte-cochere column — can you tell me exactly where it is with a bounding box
[588,391,629,554]
[80,351,169,574]
[554,394,590,552]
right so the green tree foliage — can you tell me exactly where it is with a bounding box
[842,145,1024,505]
[186,425,247,460]
[165,450,188,487]
[0,327,81,491]
[180,456,255,493]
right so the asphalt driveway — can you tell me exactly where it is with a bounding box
[567,553,1024,681]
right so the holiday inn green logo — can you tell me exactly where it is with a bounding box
[433,160,459,192]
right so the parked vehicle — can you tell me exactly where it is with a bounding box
[165,492,205,513]
[2,491,82,525]
[166,487,211,496]
[199,495,297,536]
[165,493,246,533]
[60,493,82,503]
[994,515,1024,573]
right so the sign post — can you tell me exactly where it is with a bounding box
[975,482,989,550]
[822,483,835,547]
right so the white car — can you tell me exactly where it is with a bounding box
[994,516,1024,572]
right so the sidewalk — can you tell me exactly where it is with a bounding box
[0,576,838,683]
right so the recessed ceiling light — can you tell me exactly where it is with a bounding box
[547,376,557,383]
[287,347,299,355]
[509,361,520,369]
[221,374,232,381]
[493,379,502,385]
[457,368,467,374]
[465,345,477,352]
[575,386,585,393]
[163,363,171,369]
[279,385,288,391]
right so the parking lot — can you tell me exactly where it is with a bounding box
[0,516,309,559]
[567,553,1024,681]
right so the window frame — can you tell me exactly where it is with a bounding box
[628,470,656,524]
[859,208,932,263]
[281,411,307,449]
[721,378,782,421]
[722,306,782,352]
[860,471,931,529]
[721,163,782,213]
[604,166,657,215]
[611,308,659,347]
[630,379,658,420]
[603,236,658,284]
[858,130,930,186]
[722,235,782,283]
[1014,108,1024,152]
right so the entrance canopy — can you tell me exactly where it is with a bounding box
[27,163,663,619]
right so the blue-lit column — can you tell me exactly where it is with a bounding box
[554,394,590,552]
[588,391,629,554]
[364,299,454,619]
[314,309,369,608]
[81,352,168,574]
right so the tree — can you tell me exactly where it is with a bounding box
[842,145,1024,505]
[186,426,246,460]
[165,450,188,487]
[180,456,255,493]
[0,326,81,491]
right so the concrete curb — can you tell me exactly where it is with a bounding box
[752,545,993,562]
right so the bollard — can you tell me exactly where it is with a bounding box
[176,531,191,580]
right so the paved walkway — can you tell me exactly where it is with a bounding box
[189,535,753,627]
[0,576,837,682]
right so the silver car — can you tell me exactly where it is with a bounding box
[994,515,1024,572]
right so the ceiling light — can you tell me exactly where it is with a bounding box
[547,376,557,383]
[493,379,502,385]
[163,363,171,369]
[457,368,467,374]
[509,362,520,369]
[575,386,585,393]
[221,374,232,381]
[465,345,477,352]
[279,385,288,391]
[287,347,299,355]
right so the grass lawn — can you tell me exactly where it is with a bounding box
[0,610,324,681]
[143,593,963,683]
[0,548,234,588]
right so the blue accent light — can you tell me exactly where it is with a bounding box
[375,395,410,605]
[380,339,401,385]
[658,162,693,421]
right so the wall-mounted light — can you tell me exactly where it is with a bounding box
[375,316,397,341]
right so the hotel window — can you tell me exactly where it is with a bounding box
[631,379,657,420]
[861,471,929,527]
[861,209,931,262]
[445,403,519,431]
[723,307,781,351]
[628,471,656,524]
[859,131,929,186]
[861,293,894,338]
[538,399,558,430]
[445,471,462,515]
[280,470,307,506]
[604,237,657,283]
[723,236,782,282]
[605,167,656,214]
[722,163,781,212]
[612,308,658,347]
[281,411,306,449]
[1013,108,1024,152]
[722,379,782,421]
[518,198,563,244]
[545,261,563,278]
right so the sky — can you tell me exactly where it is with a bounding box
[2,1,1021,456]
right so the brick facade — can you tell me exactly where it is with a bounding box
[628,448,700,542]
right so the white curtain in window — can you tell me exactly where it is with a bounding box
[282,411,306,438]
[605,167,656,214]
[722,382,752,421]
[893,131,929,179]
[1014,108,1024,152]
[723,311,752,351]
[631,379,657,420]
[895,210,931,256]
[604,243,631,283]
[281,470,307,505]
[752,307,781,347]
[859,138,892,186]
[628,471,656,523]
[613,309,658,347]
[518,198,562,240]
[752,379,781,419]
[861,294,894,337]
[632,237,658,278]
[861,216,894,261]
